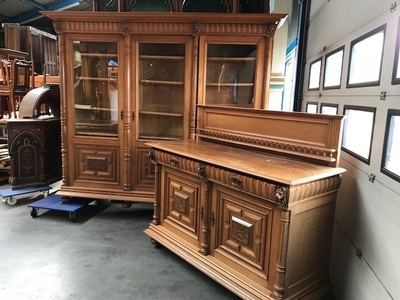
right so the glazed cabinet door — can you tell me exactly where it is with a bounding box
[210,184,276,288]
[64,34,125,189]
[159,166,210,251]
[133,36,194,190]
[198,35,267,108]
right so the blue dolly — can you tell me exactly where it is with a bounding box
[28,194,91,222]
[0,185,52,206]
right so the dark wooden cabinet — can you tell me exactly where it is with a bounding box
[145,105,346,300]
[6,84,61,188]
[7,117,61,188]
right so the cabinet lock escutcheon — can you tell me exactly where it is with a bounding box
[120,110,124,120]
[132,112,135,121]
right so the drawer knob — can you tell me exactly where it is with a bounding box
[230,176,242,188]
[170,157,179,166]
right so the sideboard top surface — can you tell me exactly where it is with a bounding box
[147,139,346,186]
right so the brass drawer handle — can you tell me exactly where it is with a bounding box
[230,176,242,188]
[170,157,179,167]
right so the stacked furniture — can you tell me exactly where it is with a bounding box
[7,84,61,188]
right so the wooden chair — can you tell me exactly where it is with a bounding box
[0,59,12,117]
[0,59,34,118]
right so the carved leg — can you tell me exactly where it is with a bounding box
[150,238,163,249]
[122,202,132,208]
[61,196,71,203]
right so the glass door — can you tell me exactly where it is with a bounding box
[72,40,119,137]
[137,42,187,140]
[198,36,265,108]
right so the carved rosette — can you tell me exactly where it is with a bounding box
[266,24,276,37]
[192,22,200,34]
[148,148,155,161]
[121,22,129,33]
[275,186,288,207]
[173,191,188,214]
[231,216,252,246]
[197,163,206,179]
[53,21,62,34]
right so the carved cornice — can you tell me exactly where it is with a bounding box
[48,20,278,36]
[56,21,122,33]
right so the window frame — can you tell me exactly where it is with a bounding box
[346,24,386,88]
[323,46,344,90]
[308,57,322,91]
[392,17,400,85]
[306,101,318,113]
[320,103,338,115]
[341,105,376,164]
[381,109,400,183]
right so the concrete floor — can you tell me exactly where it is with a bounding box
[0,183,334,300]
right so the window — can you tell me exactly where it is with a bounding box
[342,105,376,164]
[308,58,322,90]
[347,25,386,88]
[320,103,338,115]
[323,46,344,89]
[392,17,400,85]
[306,101,318,113]
[381,109,400,182]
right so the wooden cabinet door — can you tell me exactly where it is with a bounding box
[159,166,209,250]
[63,34,125,190]
[210,184,275,286]
[198,35,267,108]
[133,35,194,190]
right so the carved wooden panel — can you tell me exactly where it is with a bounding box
[285,195,336,292]
[162,168,201,245]
[212,185,273,283]
[135,146,155,187]
[75,145,119,183]
[197,105,344,167]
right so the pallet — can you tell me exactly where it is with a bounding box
[28,194,91,222]
[0,185,52,205]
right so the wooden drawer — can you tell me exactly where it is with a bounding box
[151,149,282,205]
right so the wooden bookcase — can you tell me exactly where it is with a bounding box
[42,11,286,203]
[145,105,346,300]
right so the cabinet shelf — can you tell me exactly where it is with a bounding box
[206,82,253,87]
[139,135,182,141]
[75,121,118,136]
[207,57,256,62]
[139,110,183,117]
[140,55,185,60]
[75,104,117,112]
[78,76,112,81]
[140,79,184,85]
[80,53,117,58]
[75,131,117,137]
